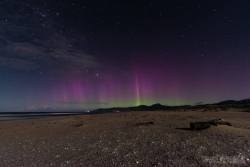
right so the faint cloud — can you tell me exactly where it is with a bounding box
[0,39,99,71]
[0,56,39,70]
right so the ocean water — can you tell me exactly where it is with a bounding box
[0,116,28,121]
[0,112,86,121]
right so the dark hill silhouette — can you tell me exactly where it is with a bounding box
[91,103,192,114]
[91,99,250,114]
[215,99,250,107]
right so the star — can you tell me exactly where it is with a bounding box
[40,13,47,18]
[201,53,206,57]
[95,73,100,78]
[115,21,121,25]
[212,9,217,13]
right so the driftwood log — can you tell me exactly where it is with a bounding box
[190,122,211,130]
[190,118,232,130]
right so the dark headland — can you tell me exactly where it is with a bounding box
[91,98,250,114]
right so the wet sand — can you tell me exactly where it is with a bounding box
[0,110,250,166]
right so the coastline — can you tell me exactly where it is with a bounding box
[0,110,249,166]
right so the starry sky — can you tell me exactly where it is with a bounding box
[1,0,250,111]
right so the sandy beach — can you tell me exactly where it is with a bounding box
[0,110,250,167]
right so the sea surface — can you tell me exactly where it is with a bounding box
[0,112,87,121]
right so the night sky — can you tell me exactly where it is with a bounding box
[1,0,250,111]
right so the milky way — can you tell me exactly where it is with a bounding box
[1,0,250,111]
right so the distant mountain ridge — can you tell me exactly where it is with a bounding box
[216,99,250,104]
[91,99,250,114]
[215,99,250,107]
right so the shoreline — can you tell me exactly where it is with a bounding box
[0,110,249,166]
